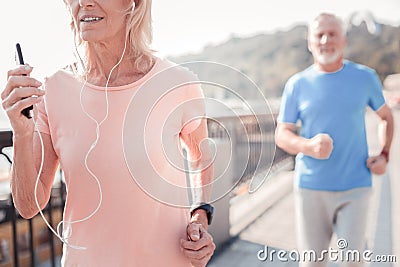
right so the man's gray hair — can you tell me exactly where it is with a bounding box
[308,13,347,36]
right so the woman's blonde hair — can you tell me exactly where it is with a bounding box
[66,0,154,74]
[124,0,154,73]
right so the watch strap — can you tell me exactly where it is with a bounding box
[190,203,214,225]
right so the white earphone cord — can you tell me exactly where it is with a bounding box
[33,39,128,250]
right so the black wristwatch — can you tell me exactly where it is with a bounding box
[190,203,214,225]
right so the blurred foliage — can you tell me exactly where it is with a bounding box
[171,23,400,99]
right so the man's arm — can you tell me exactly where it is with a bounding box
[367,104,394,174]
[376,104,394,157]
[275,122,333,159]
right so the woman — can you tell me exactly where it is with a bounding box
[1,0,215,266]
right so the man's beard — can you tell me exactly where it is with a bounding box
[315,51,341,65]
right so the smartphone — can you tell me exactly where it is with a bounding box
[15,43,33,119]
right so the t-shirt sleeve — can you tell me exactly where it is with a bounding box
[277,77,299,124]
[180,84,206,134]
[367,70,385,111]
[35,97,50,135]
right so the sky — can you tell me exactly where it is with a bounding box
[0,0,399,81]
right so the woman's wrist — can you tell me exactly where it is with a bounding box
[190,209,208,230]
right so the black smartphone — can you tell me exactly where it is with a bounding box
[15,43,33,119]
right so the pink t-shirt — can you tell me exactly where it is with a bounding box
[36,58,205,266]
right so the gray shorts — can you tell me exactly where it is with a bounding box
[294,187,372,267]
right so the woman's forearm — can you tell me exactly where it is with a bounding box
[11,132,49,218]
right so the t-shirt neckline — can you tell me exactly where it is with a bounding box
[79,57,161,91]
[313,60,347,74]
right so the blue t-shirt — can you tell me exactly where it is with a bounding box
[277,60,385,191]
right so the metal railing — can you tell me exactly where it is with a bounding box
[207,114,292,188]
[0,130,65,267]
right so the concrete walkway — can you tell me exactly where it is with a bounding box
[209,109,400,267]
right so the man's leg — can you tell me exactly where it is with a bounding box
[294,188,335,267]
[334,187,372,267]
